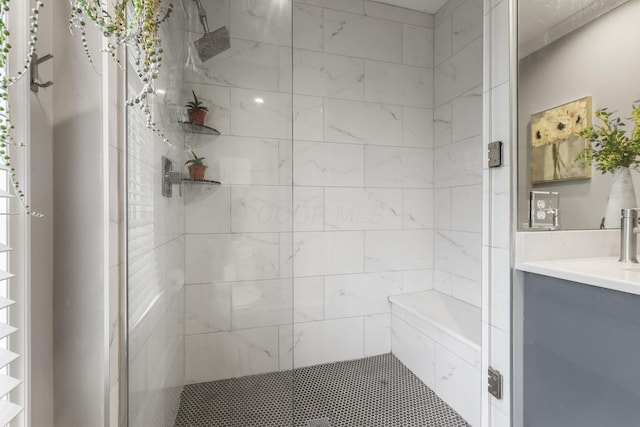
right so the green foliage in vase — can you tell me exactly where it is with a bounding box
[577,103,640,174]
[69,0,174,142]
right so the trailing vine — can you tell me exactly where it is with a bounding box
[69,0,174,142]
[0,0,44,216]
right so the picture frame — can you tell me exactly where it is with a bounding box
[530,96,592,183]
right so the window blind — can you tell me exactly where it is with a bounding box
[0,178,22,425]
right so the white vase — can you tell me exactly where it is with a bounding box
[604,167,637,228]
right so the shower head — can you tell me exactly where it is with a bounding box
[193,0,230,62]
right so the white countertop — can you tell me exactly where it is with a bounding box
[516,257,640,296]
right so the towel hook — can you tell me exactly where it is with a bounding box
[30,53,54,93]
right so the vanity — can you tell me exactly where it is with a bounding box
[513,230,640,427]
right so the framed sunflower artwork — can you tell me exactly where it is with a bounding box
[530,96,592,183]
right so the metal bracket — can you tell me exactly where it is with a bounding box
[30,53,54,93]
[488,366,503,399]
[162,156,182,198]
[488,141,503,168]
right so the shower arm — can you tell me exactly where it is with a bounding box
[193,0,210,34]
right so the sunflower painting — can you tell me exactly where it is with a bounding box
[530,96,592,183]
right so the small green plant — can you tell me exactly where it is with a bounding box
[577,103,640,174]
[185,90,209,111]
[185,150,206,167]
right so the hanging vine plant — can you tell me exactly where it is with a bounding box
[0,0,44,216]
[69,0,174,142]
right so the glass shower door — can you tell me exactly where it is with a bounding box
[126,0,295,426]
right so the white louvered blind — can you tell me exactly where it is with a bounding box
[0,167,22,425]
[0,2,29,425]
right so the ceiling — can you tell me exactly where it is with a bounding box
[375,0,449,14]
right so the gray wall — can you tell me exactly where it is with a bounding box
[518,0,640,230]
[52,1,108,426]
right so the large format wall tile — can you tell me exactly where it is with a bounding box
[294,95,324,142]
[365,230,433,272]
[451,0,483,54]
[324,98,403,146]
[323,9,402,63]
[364,314,392,355]
[365,146,433,188]
[324,272,402,318]
[434,36,483,105]
[324,187,403,231]
[184,39,279,91]
[288,317,365,368]
[293,49,364,100]
[433,135,482,188]
[434,230,481,282]
[403,189,434,229]
[403,24,434,68]
[230,186,292,233]
[231,279,293,329]
[391,315,436,388]
[185,283,231,335]
[293,276,324,322]
[199,136,280,185]
[451,86,483,142]
[230,88,292,139]
[185,327,280,383]
[291,231,365,277]
[294,3,323,51]
[403,106,433,148]
[230,0,292,46]
[435,344,481,425]
[293,187,325,231]
[294,141,364,187]
[365,60,433,108]
[185,233,280,284]
[185,185,231,234]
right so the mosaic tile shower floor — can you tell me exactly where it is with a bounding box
[173,353,470,427]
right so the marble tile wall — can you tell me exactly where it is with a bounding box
[182,0,435,382]
[433,0,483,308]
[482,0,511,426]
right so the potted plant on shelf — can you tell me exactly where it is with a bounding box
[185,90,209,126]
[577,102,640,228]
[185,150,208,181]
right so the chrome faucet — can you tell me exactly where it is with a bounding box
[619,208,640,263]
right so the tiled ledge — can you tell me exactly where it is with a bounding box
[389,291,481,353]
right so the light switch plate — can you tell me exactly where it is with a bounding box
[529,191,560,229]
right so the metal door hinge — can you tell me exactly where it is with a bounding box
[488,366,503,399]
[488,141,503,168]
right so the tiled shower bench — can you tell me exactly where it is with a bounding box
[389,291,481,426]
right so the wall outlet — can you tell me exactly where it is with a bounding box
[529,191,560,229]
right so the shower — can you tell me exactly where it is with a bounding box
[125,0,484,426]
